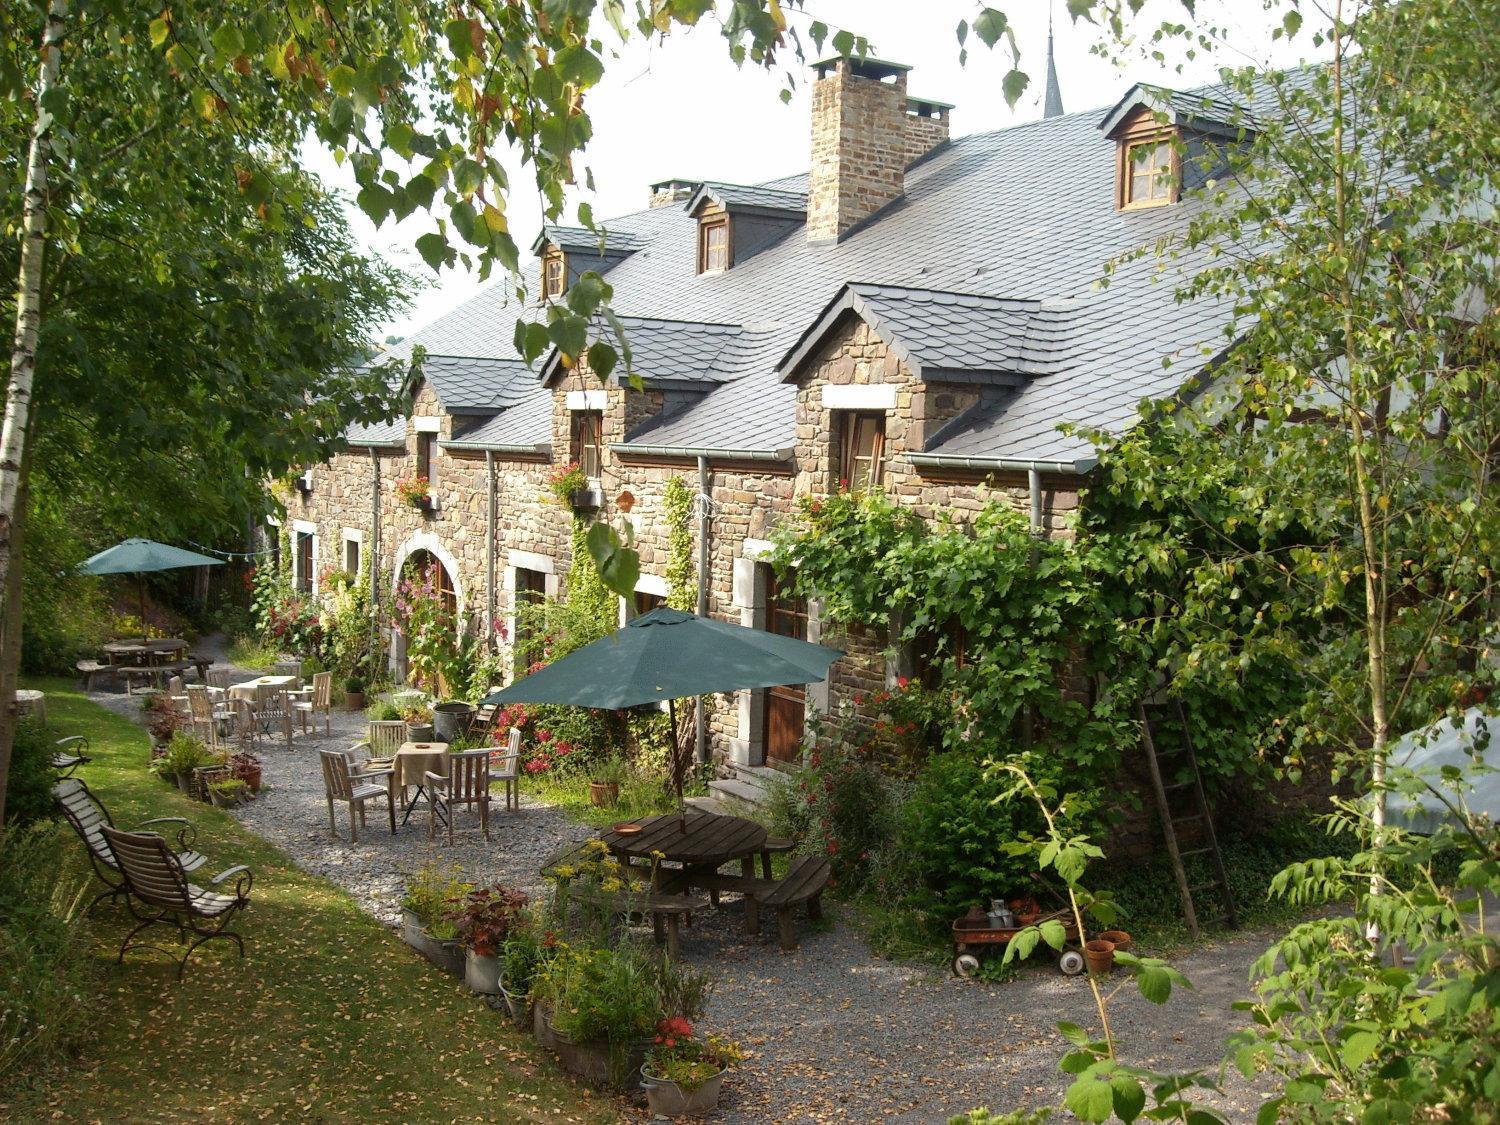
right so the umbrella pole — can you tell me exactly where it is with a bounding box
[139,576,148,641]
[669,696,686,832]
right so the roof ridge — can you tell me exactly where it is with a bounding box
[849,281,1041,305]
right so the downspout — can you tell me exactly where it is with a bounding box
[1028,468,1043,534]
[695,454,711,767]
[486,451,497,647]
[369,448,381,663]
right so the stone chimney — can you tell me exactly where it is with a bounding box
[648,178,697,209]
[807,58,951,243]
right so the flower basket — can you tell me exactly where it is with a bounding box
[588,781,620,807]
[640,1067,728,1118]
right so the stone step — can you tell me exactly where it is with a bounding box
[685,794,729,815]
[707,777,768,807]
[732,764,787,790]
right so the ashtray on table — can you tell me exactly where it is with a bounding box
[612,823,642,836]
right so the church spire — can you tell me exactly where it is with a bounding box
[1043,4,1064,119]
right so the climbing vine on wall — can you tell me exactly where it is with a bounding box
[567,516,620,637]
[663,476,696,612]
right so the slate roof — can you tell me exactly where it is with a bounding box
[348,72,1304,466]
[530,224,645,255]
[546,317,746,387]
[413,353,533,413]
[685,181,809,217]
[778,284,1049,384]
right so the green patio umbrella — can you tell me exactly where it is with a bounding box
[482,607,842,825]
[80,537,223,639]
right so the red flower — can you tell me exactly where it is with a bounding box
[826,839,839,855]
[896,676,910,689]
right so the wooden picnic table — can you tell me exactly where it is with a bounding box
[102,638,187,666]
[600,811,768,885]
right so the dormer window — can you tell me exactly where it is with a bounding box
[542,249,567,298]
[698,216,730,273]
[1120,134,1176,208]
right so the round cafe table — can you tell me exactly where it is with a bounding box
[392,741,450,826]
[600,811,767,885]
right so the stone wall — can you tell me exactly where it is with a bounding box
[900,105,951,166]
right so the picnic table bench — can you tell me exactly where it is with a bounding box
[76,660,118,691]
[568,885,704,958]
[748,855,831,950]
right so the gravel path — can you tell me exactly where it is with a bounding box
[94,638,1274,1123]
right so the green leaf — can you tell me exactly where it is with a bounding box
[1002,69,1030,109]
[1111,1074,1146,1123]
[414,232,452,272]
[556,45,604,87]
[1256,1098,1286,1125]
[1137,965,1173,1004]
[586,341,617,381]
[212,25,245,58]
[1057,1021,1091,1047]
[586,522,640,601]
[1038,918,1067,950]
[973,8,1008,48]
[1065,1075,1116,1123]
[1341,1029,1380,1069]
[149,17,171,47]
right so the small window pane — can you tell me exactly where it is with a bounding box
[572,411,603,479]
[839,412,886,490]
[701,221,728,272]
[544,255,565,297]
[344,537,360,576]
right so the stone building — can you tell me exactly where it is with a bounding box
[288,56,1260,796]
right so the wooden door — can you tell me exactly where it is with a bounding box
[762,568,808,766]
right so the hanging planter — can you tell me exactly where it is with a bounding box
[570,487,604,511]
[394,475,433,511]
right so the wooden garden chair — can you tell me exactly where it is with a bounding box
[490,727,522,812]
[352,719,405,772]
[254,683,294,749]
[100,825,253,979]
[186,684,236,752]
[273,659,302,687]
[318,749,395,843]
[425,748,491,843]
[289,670,333,736]
[53,778,205,913]
[205,668,234,699]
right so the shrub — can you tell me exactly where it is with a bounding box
[0,822,97,1074]
[501,907,560,996]
[6,719,60,827]
[401,862,473,940]
[795,736,907,894]
[893,749,1097,919]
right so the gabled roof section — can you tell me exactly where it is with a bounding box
[543,317,746,388]
[345,418,405,449]
[529,224,645,256]
[1099,83,1252,140]
[439,385,553,454]
[684,181,808,219]
[778,283,1063,386]
[412,353,533,415]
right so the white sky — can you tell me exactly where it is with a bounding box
[301,1,1312,341]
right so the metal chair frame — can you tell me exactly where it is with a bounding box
[53,778,204,914]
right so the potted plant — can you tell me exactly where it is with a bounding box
[401,703,435,743]
[366,699,403,722]
[162,733,211,795]
[394,474,433,512]
[400,862,472,975]
[532,942,710,1089]
[344,675,366,711]
[588,755,627,808]
[229,752,263,793]
[445,883,529,996]
[208,776,249,808]
[145,693,185,751]
[546,461,588,507]
[641,1019,744,1118]
[498,914,556,1029]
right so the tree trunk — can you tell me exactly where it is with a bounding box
[0,0,69,828]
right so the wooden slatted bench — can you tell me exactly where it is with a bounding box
[76,660,117,691]
[568,886,703,959]
[749,855,831,950]
[118,666,161,695]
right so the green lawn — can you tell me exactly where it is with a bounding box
[0,678,614,1123]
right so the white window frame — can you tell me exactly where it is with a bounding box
[340,528,364,578]
[291,519,319,596]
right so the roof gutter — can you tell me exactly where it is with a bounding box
[905,452,1098,475]
[440,439,552,456]
[610,441,793,463]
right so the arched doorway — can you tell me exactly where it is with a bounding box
[391,532,465,620]
[402,548,457,619]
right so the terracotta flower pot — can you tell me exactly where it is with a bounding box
[1099,929,1133,953]
[588,781,620,808]
[1084,938,1116,976]
[345,691,366,712]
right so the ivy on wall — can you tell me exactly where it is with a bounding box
[567,516,620,638]
[663,476,696,612]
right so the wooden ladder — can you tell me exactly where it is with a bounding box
[1136,699,1238,939]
